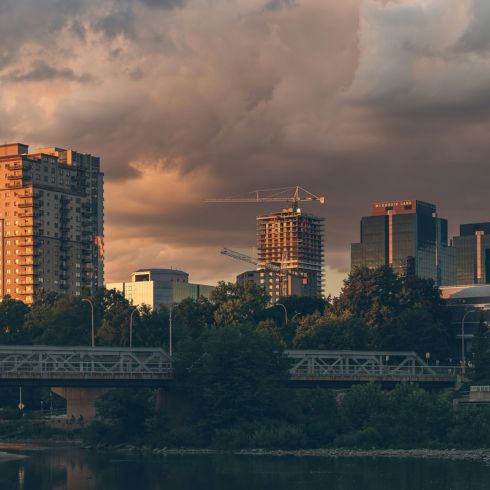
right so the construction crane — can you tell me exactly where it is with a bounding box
[221,247,303,300]
[205,186,325,211]
[221,247,301,277]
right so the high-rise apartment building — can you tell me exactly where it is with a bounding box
[256,208,324,302]
[453,223,490,285]
[351,200,455,286]
[0,143,104,303]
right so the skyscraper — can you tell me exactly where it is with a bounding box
[256,208,324,302]
[0,143,104,303]
[453,223,490,285]
[351,200,455,285]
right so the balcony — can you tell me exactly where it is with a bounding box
[19,280,39,286]
[19,269,38,276]
[17,192,34,199]
[7,174,22,180]
[18,201,34,209]
[19,221,34,228]
[6,182,22,189]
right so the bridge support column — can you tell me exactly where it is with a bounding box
[52,387,110,423]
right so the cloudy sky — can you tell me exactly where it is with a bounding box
[1,0,490,295]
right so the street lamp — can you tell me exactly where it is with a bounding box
[81,298,95,348]
[275,303,288,324]
[169,305,174,358]
[461,305,490,376]
[129,308,139,349]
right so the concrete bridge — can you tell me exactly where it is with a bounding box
[0,346,460,420]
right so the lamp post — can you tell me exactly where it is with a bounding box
[169,305,173,358]
[81,298,95,348]
[275,302,288,324]
[129,308,139,349]
[291,312,301,322]
[461,305,490,376]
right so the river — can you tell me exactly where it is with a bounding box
[1,447,490,490]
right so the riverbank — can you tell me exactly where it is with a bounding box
[85,444,490,463]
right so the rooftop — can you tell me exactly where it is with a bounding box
[134,268,188,275]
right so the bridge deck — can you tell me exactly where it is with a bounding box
[0,347,460,387]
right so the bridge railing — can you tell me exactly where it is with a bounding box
[0,346,172,379]
[285,350,461,379]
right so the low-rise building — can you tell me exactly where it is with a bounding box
[107,268,214,309]
[441,285,490,360]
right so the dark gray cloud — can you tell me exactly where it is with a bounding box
[263,0,296,12]
[138,0,186,8]
[456,0,490,53]
[4,61,94,83]
[94,7,136,39]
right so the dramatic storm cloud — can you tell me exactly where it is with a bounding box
[1,0,489,294]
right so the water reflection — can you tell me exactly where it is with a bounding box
[1,449,490,490]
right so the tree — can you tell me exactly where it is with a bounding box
[90,389,155,444]
[0,296,29,345]
[333,266,403,328]
[24,295,92,346]
[174,324,290,429]
[384,384,451,446]
[372,307,451,360]
[211,281,269,327]
[293,311,370,350]
[97,289,133,346]
[171,297,215,340]
[129,305,167,348]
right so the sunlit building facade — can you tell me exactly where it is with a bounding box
[256,208,324,302]
[453,223,490,285]
[351,200,455,286]
[0,143,104,303]
[107,268,214,309]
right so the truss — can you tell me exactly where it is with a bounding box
[286,350,459,383]
[0,346,172,383]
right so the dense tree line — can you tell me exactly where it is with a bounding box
[2,265,490,450]
[0,265,456,362]
[87,324,490,450]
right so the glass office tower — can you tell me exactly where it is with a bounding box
[453,223,490,285]
[351,200,456,285]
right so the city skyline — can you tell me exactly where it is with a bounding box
[1,0,489,296]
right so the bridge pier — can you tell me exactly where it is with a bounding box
[52,387,110,423]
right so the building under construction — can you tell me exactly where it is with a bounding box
[256,207,324,302]
[209,187,325,302]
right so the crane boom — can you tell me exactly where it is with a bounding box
[206,186,325,210]
[220,247,301,276]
